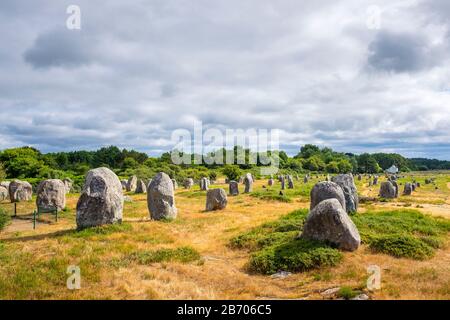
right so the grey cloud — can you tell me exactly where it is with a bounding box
[367,31,435,73]
[24,29,93,69]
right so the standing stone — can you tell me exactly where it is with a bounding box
[171,179,178,190]
[403,183,413,196]
[358,175,362,181]
[392,181,399,198]
[36,179,66,211]
[411,183,416,192]
[0,181,10,201]
[304,176,309,183]
[280,176,285,190]
[0,186,8,202]
[200,177,209,191]
[135,179,147,194]
[287,175,294,189]
[301,198,360,252]
[147,172,177,220]
[63,178,73,194]
[9,180,33,202]
[126,175,138,192]
[76,168,124,229]
[183,178,194,189]
[229,181,239,196]
[268,178,274,186]
[205,188,228,211]
[244,173,253,193]
[121,180,128,189]
[379,181,396,199]
[373,176,378,185]
[331,174,359,213]
[310,181,346,212]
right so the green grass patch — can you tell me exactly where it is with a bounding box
[230,209,343,274]
[231,208,450,275]
[71,223,133,238]
[111,246,201,267]
[352,209,450,260]
[0,207,10,231]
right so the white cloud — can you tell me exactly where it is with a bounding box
[0,0,449,159]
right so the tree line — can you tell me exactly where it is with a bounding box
[0,144,449,189]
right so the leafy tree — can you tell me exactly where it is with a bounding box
[0,147,45,178]
[296,144,320,159]
[337,159,353,173]
[123,157,138,169]
[326,161,339,173]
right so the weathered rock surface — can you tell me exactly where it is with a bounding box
[310,181,346,212]
[244,173,253,193]
[301,198,361,251]
[331,174,359,213]
[36,179,66,211]
[205,188,228,211]
[63,178,73,194]
[172,179,178,190]
[287,175,294,189]
[200,177,210,191]
[184,178,194,189]
[147,172,177,220]
[9,180,33,202]
[76,167,124,229]
[229,181,239,196]
[379,181,396,199]
[135,179,147,194]
[0,185,8,202]
[126,175,138,192]
[403,182,413,196]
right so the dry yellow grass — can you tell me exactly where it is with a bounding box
[0,173,449,300]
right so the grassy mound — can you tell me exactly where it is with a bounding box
[230,209,343,274]
[231,208,450,274]
[353,209,450,260]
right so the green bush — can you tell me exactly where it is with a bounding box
[369,235,435,260]
[353,209,450,260]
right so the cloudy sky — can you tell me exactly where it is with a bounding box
[1,0,450,159]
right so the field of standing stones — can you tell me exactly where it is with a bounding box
[0,169,449,300]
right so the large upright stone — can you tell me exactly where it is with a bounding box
[172,179,178,190]
[229,181,239,196]
[403,182,413,196]
[76,168,124,229]
[373,176,378,185]
[304,176,309,183]
[9,180,33,202]
[287,175,294,189]
[126,175,138,192]
[392,181,399,198]
[200,177,210,191]
[310,181,346,212]
[36,179,66,211]
[280,176,285,190]
[244,173,253,193]
[301,198,360,251]
[331,174,359,213]
[147,172,177,220]
[379,181,396,199]
[206,188,228,211]
[135,179,147,194]
[0,185,8,202]
[0,181,10,201]
[121,180,128,189]
[63,178,73,194]
[268,178,274,186]
[184,178,194,189]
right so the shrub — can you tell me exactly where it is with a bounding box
[127,247,200,264]
[369,235,435,260]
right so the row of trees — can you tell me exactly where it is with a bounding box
[0,145,448,188]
